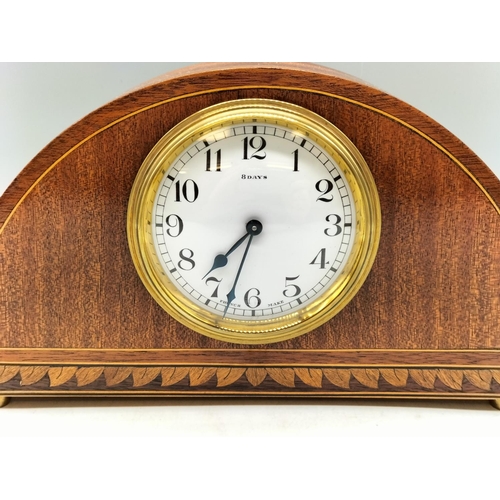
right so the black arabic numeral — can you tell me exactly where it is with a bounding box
[283,275,301,298]
[315,179,334,202]
[243,136,267,160]
[292,149,299,172]
[178,248,195,271]
[244,288,261,308]
[205,276,221,298]
[309,248,329,269]
[174,179,199,203]
[324,214,342,237]
[165,214,184,237]
[206,149,221,172]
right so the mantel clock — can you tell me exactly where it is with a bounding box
[1,63,499,407]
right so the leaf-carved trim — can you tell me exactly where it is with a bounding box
[0,365,19,384]
[380,368,408,387]
[76,367,104,387]
[323,369,351,388]
[132,367,161,387]
[491,370,500,385]
[464,370,492,391]
[19,366,48,386]
[104,367,132,387]
[351,368,379,388]
[267,368,295,387]
[161,367,189,386]
[438,369,463,390]
[245,368,267,387]
[295,368,323,388]
[189,367,217,386]
[2,365,500,395]
[48,367,78,387]
[217,367,246,387]
[409,369,437,389]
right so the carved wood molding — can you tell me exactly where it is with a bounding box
[1,365,500,396]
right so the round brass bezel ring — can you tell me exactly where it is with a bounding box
[127,99,381,344]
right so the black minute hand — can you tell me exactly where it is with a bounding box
[223,220,263,318]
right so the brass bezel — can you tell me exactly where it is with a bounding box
[127,99,381,344]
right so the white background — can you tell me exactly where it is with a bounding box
[1,63,499,498]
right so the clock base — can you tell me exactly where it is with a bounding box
[0,397,10,408]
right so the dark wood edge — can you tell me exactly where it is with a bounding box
[2,348,500,366]
[2,63,499,230]
[127,63,374,92]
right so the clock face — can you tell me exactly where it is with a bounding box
[128,99,380,344]
[153,122,356,320]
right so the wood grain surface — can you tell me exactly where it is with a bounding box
[1,63,499,397]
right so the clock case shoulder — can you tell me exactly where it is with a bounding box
[2,62,499,228]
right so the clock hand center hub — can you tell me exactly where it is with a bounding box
[246,219,263,236]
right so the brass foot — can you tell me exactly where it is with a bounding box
[490,399,500,410]
[0,397,11,408]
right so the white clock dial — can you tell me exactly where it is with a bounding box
[128,99,380,344]
[152,122,355,321]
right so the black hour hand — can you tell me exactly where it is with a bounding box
[202,219,262,280]
[202,232,249,279]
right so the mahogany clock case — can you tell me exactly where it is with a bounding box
[1,63,499,400]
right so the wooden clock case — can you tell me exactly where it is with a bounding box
[1,63,499,405]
